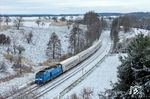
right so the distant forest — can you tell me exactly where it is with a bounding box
[0,12,149,18]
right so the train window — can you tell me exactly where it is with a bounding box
[56,64,62,67]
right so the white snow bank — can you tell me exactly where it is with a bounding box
[64,54,121,99]
[0,73,35,96]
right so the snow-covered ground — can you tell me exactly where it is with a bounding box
[1,16,149,98]
[0,17,87,97]
[0,18,87,77]
[0,73,35,96]
[63,54,121,99]
[38,30,111,99]
[0,26,70,63]
[119,28,150,42]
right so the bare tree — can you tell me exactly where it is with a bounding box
[5,17,11,25]
[41,21,45,27]
[13,17,23,30]
[35,18,41,27]
[111,18,120,51]
[0,34,11,45]
[13,45,25,73]
[46,32,61,59]
[26,31,33,44]
[81,88,93,99]
[52,16,58,22]
[69,24,85,55]
[101,17,108,30]
[120,16,132,32]
[0,17,3,30]
[60,16,66,22]
[70,16,73,20]
[48,16,51,20]
[84,11,102,45]
[70,93,79,99]
[0,62,7,72]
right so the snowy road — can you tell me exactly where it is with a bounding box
[37,30,112,99]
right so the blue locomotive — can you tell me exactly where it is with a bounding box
[35,64,63,85]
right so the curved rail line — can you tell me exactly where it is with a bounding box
[33,40,112,99]
[8,31,111,99]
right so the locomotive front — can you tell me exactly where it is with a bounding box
[35,71,45,85]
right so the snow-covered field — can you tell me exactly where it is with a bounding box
[0,17,87,70]
[63,54,121,99]
[0,17,87,97]
[0,26,70,63]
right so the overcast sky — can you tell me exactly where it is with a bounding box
[0,0,149,14]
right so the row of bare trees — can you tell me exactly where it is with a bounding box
[0,17,11,26]
[0,16,23,30]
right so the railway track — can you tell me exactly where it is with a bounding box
[8,30,111,99]
[7,44,102,99]
[59,42,113,98]
[33,36,112,98]
[7,84,38,99]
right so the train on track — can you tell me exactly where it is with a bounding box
[35,40,102,85]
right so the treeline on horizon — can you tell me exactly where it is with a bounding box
[0,12,149,18]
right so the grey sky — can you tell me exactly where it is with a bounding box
[0,0,149,14]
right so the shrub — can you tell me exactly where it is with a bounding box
[0,62,7,72]
[0,34,11,45]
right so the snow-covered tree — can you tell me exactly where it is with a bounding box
[111,18,120,51]
[13,45,25,72]
[0,34,11,45]
[60,16,66,22]
[26,31,33,44]
[52,16,58,22]
[41,21,45,27]
[114,34,150,98]
[46,32,61,59]
[13,45,25,73]
[120,16,132,32]
[13,17,23,30]
[0,62,7,72]
[69,24,85,54]
[101,17,108,30]
[0,17,3,30]
[84,11,102,45]
[5,17,11,25]
[35,17,41,27]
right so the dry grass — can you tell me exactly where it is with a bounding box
[0,64,32,83]
[38,58,60,66]
[39,59,51,66]
[0,25,11,31]
[50,21,67,26]
[3,54,14,62]
[0,72,20,83]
